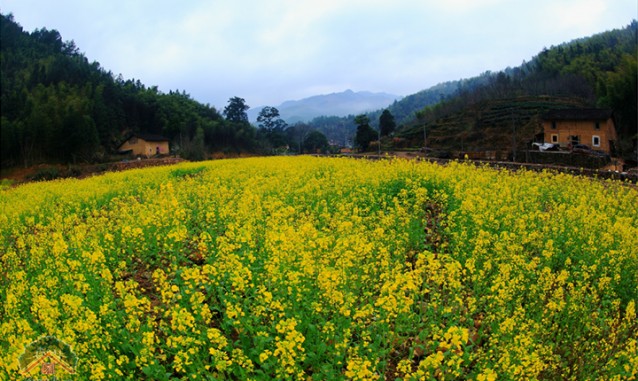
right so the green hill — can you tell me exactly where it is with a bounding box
[397,21,637,161]
[306,21,636,162]
[398,96,588,153]
[0,13,258,168]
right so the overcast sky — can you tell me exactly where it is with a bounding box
[1,0,635,109]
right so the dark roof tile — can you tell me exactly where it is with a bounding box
[131,133,169,142]
[543,108,613,121]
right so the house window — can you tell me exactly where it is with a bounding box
[594,121,600,130]
[551,134,558,143]
[551,121,557,129]
[569,135,580,145]
[592,135,600,147]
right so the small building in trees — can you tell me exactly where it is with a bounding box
[118,133,170,157]
[542,109,618,156]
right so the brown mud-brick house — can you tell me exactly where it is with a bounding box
[118,133,170,157]
[542,109,618,156]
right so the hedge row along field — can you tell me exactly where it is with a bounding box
[1,156,636,380]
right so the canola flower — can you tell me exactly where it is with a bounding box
[0,156,636,380]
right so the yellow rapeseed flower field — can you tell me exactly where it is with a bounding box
[1,156,636,380]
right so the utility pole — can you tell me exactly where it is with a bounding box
[511,108,517,162]
[423,124,427,157]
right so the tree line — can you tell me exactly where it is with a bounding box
[0,13,333,167]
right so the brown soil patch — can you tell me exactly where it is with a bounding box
[1,156,186,185]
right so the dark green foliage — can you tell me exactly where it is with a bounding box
[223,97,250,123]
[258,126,289,151]
[257,106,289,151]
[354,115,378,152]
[382,81,462,126]
[216,97,259,152]
[597,53,637,157]
[0,13,259,167]
[379,109,396,137]
[257,106,287,131]
[303,130,329,153]
[284,123,313,153]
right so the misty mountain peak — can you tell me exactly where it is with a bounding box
[249,90,401,124]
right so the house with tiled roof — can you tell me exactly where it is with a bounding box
[118,133,170,157]
[542,109,618,156]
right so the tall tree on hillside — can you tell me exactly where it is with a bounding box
[223,96,250,123]
[354,114,377,152]
[257,106,287,131]
[221,96,258,151]
[257,106,288,149]
[379,109,396,137]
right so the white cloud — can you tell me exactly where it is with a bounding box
[425,0,505,12]
[0,0,635,107]
[541,0,608,36]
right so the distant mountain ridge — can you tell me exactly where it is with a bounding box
[248,90,401,124]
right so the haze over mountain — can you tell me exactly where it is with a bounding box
[248,90,401,124]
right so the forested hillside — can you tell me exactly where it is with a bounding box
[398,21,637,159]
[310,21,636,159]
[2,13,635,166]
[374,80,466,126]
[0,13,259,167]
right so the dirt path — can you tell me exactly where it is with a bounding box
[1,157,185,184]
